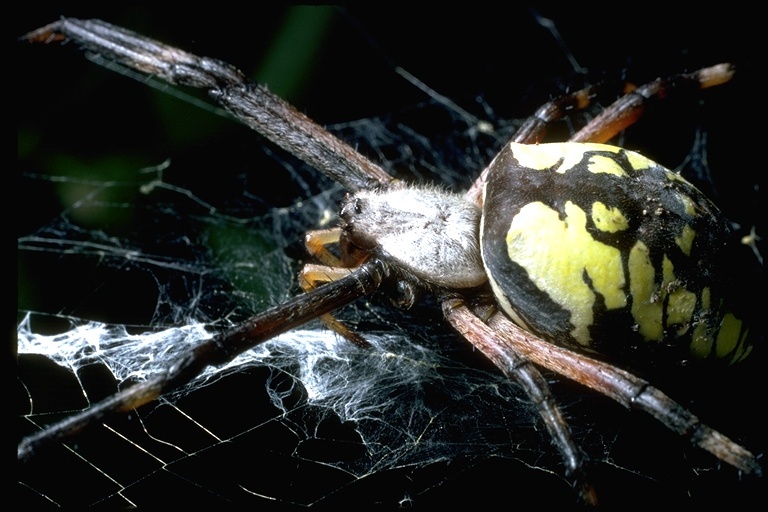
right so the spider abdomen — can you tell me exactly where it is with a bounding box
[481,142,751,368]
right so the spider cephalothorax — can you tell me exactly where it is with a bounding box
[339,185,486,288]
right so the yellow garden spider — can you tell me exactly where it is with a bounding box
[18,11,763,508]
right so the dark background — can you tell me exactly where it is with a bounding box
[17,5,765,508]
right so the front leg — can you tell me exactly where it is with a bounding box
[301,229,371,347]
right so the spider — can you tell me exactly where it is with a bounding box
[18,13,763,508]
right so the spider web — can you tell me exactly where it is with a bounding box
[17,7,766,508]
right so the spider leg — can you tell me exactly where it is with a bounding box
[22,18,394,193]
[570,63,734,143]
[464,84,596,204]
[305,228,347,267]
[300,263,371,347]
[442,293,599,506]
[19,259,388,461]
[484,310,762,476]
[465,63,735,204]
[302,228,373,346]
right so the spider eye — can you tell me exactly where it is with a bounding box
[340,196,366,225]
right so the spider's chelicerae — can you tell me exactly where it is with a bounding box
[18,15,764,507]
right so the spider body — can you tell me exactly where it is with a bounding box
[338,141,751,372]
[481,142,751,369]
[18,17,763,507]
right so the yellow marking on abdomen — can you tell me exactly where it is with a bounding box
[507,201,626,346]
